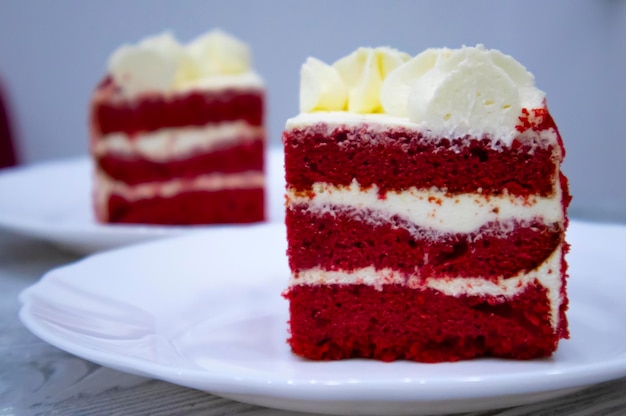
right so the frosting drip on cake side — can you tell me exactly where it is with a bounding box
[108,30,263,98]
[296,45,548,145]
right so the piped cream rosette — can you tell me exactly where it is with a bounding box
[300,47,410,113]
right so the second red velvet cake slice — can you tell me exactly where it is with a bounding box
[90,30,265,225]
[283,46,571,362]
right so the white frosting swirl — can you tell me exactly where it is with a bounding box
[382,45,545,142]
[300,57,347,112]
[108,29,260,97]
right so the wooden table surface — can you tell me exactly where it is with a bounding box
[1,230,625,416]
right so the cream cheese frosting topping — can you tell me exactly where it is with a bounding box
[108,29,262,97]
[298,45,547,144]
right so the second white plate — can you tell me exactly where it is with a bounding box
[0,148,285,254]
[18,220,626,415]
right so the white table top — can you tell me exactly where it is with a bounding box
[1,230,625,416]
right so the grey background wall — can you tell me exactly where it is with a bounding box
[0,0,624,222]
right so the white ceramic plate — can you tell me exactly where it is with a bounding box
[0,148,285,254]
[18,220,626,415]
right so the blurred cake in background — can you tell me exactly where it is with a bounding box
[90,29,265,225]
[282,45,570,362]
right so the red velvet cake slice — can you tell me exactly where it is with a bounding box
[90,30,265,225]
[283,45,571,362]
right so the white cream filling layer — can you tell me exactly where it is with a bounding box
[287,180,563,234]
[286,112,420,131]
[93,121,264,161]
[289,247,563,329]
[94,170,264,215]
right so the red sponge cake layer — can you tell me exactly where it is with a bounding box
[283,123,559,197]
[92,79,264,135]
[286,283,560,362]
[96,137,264,185]
[107,188,264,224]
[286,205,563,281]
